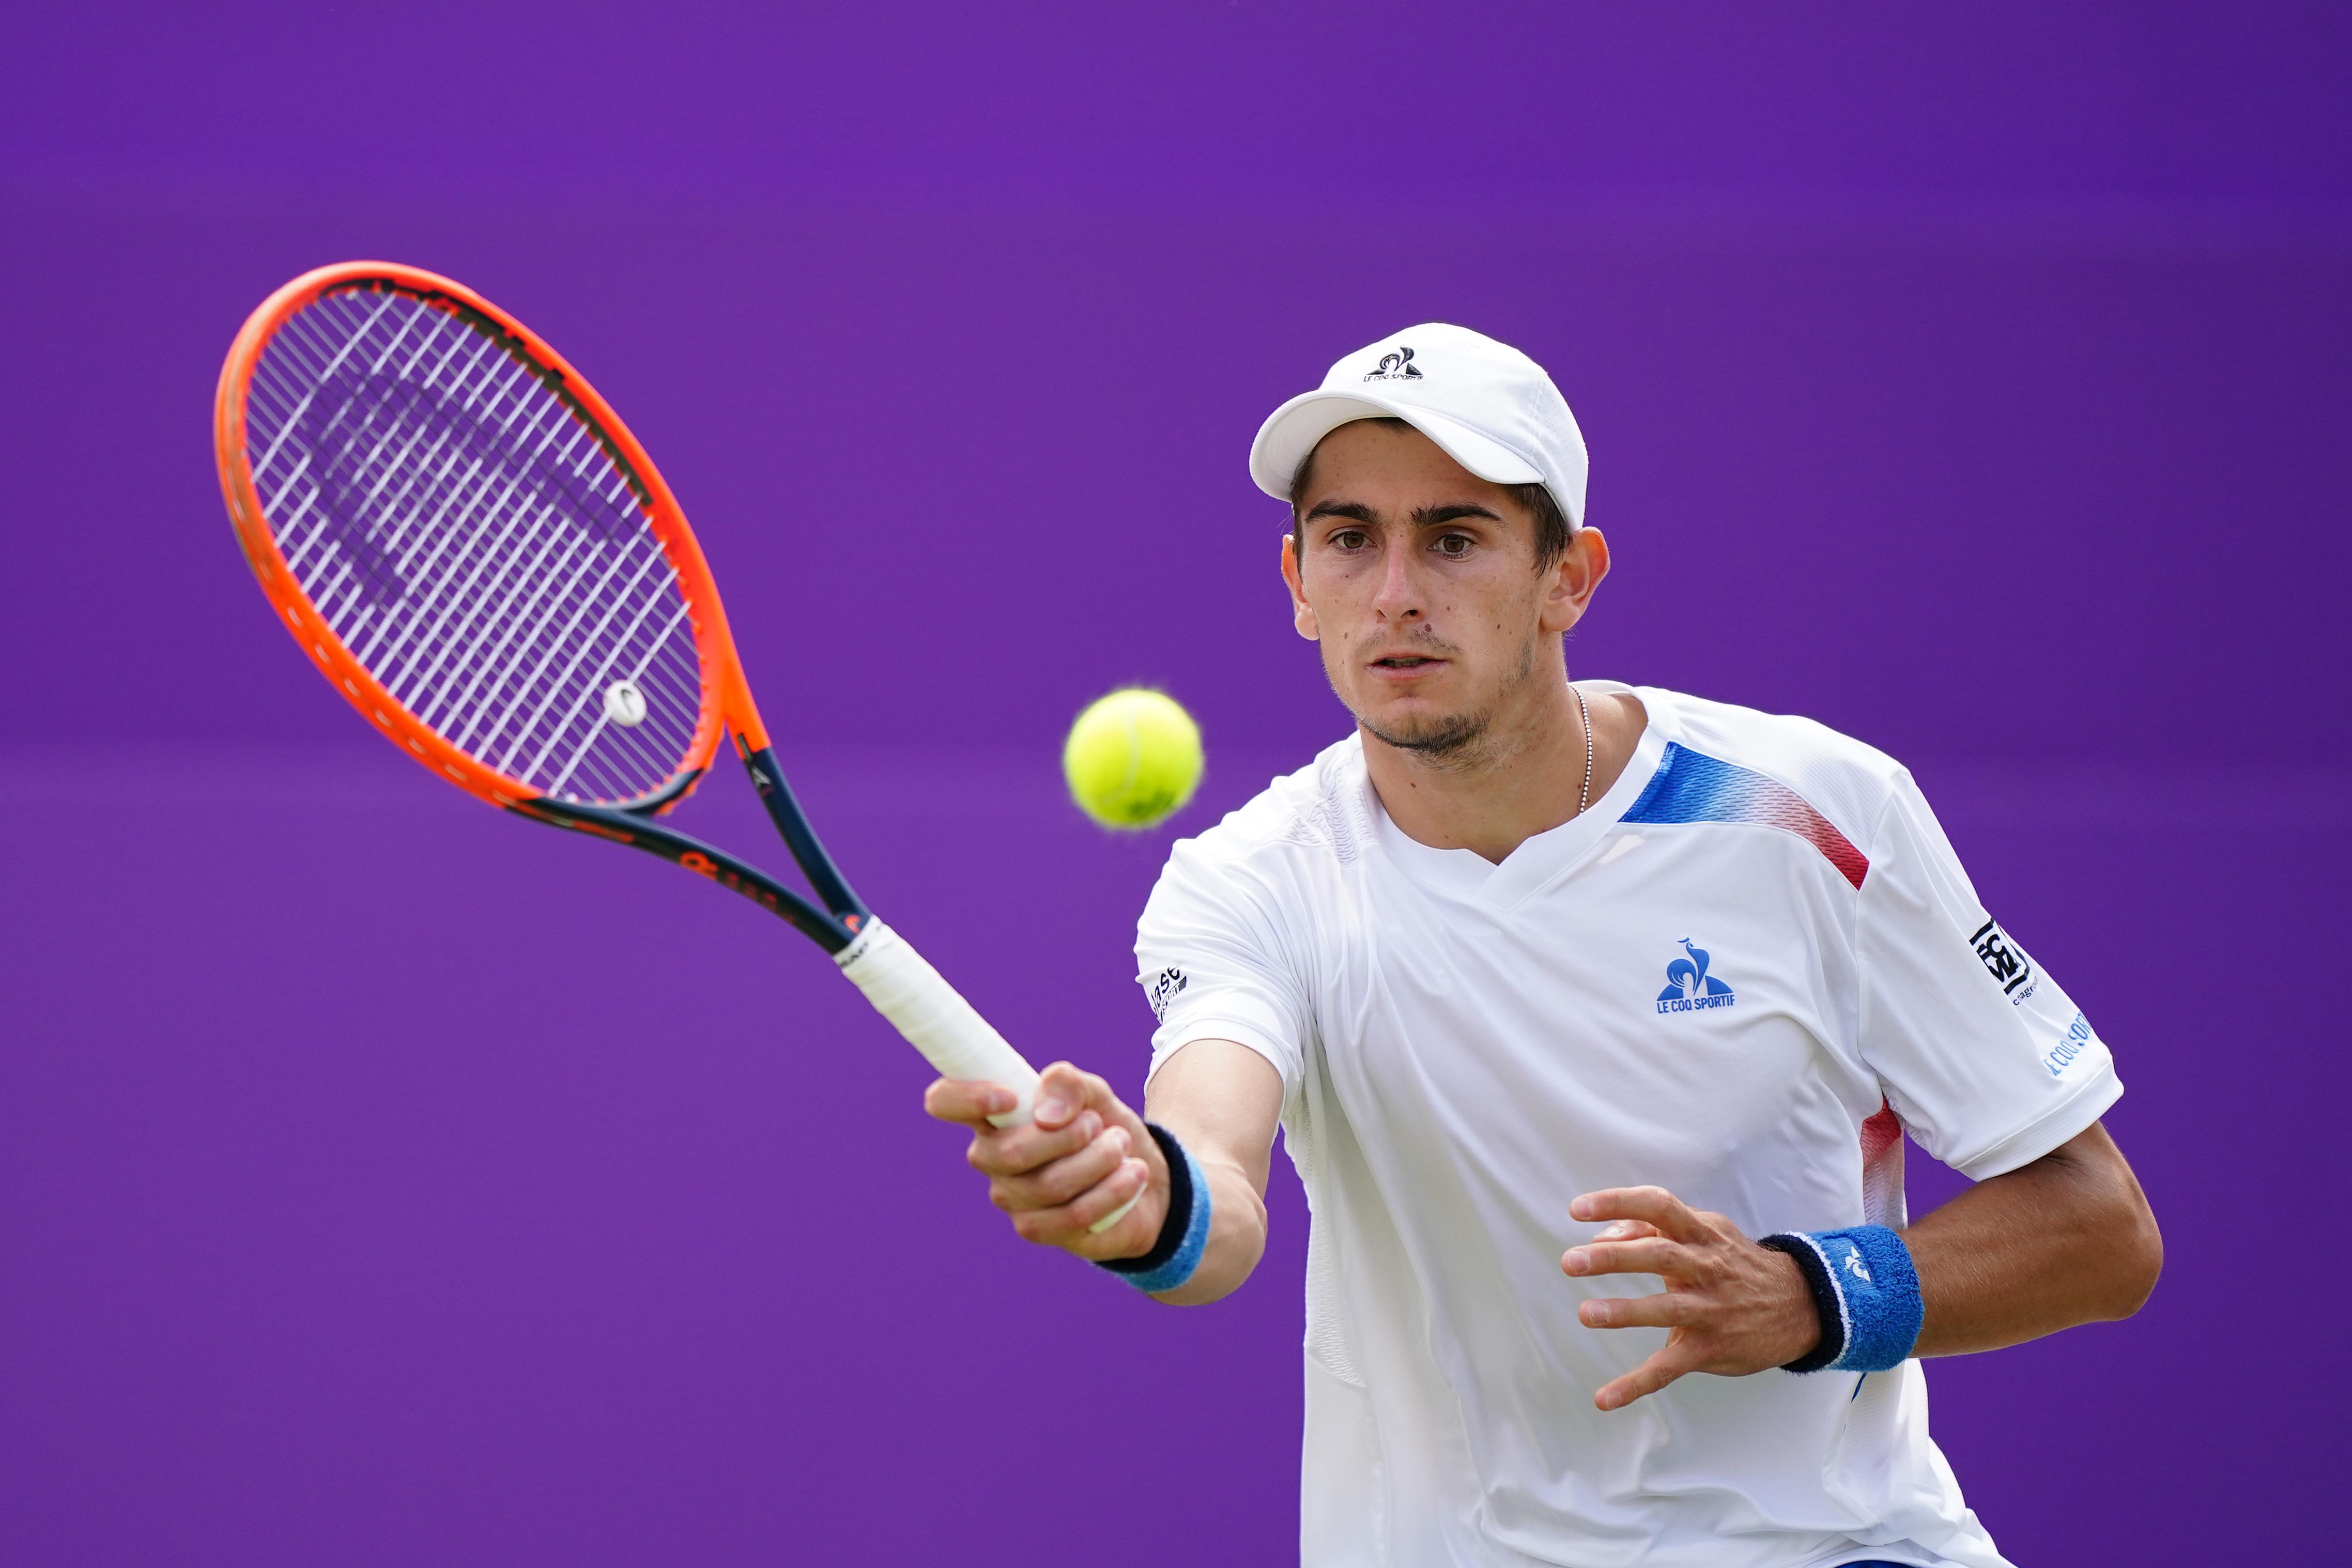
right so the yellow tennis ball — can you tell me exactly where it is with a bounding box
[1063,688,1204,830]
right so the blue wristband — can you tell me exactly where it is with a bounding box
[1759,1224,1923,1374]
[1094,1123,1212,1294]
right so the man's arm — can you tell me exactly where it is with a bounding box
[1903,1121,2162,1355]
[922,1039,1286,1303]
[1562,1120,2161,1411]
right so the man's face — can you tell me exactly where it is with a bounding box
[1280,420,1604,758]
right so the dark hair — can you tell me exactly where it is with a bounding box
[1288,418,1573,573]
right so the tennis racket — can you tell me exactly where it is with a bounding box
[214,261,1135,1229]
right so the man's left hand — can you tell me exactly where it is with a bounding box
[1561,1186,1818,1412]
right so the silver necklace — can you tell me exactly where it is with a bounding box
[1573,681,1593,818]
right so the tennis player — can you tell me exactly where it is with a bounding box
[926,325,2161,1567]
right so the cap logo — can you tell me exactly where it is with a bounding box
[1362,346,1422,382]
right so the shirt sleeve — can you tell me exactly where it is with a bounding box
[1133,837,1312,1097]
[1855,771,2124,1179]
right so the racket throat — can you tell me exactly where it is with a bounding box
[737,744,872,934]
[509,795,855,952]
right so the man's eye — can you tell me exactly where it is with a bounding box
[1435,534,1473,558]
[1331,529,1369,551]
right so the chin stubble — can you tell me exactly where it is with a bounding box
[1344,634,1541,769]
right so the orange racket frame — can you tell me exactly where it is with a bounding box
[213,261,870,950]
[209,260,1142,1174]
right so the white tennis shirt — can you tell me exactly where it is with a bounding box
[1134,684,2121,1568]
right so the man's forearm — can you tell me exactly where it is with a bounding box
[1150,1150,1268,1304]
[1559,1120,2160,1409]
[1141,1039,1286,1305]
[1904,1121,2161,1357]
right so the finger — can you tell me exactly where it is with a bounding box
[990,1125,1133,1211]
[1086,1186,1146,1237]
[1032,1061,1123,1130]
[1569,1186,1703,1240]
[1066,1157,1154,1237]
[925,1078,1018,1126]
[1577,1290,1702,1331]
[1034,1065,1163,1198]
[967,1110,1104,1177]
[1561,1238,1686,1280]
[1594,1220,1659,1242]
[1012,1157,1152,1249]
[1594,1342,1700,1412]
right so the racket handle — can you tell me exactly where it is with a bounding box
[835,920,1040,1127]
[834,921,1146,1236]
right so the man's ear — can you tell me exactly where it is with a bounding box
[1280,533,1319,641]
[1540,526,1611,637]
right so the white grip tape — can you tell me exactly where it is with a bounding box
[835,920,1039,1128]
[835,921,1144,1234]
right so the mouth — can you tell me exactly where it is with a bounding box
[1366,653,1449,678]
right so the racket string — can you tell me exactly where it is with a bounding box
[265,292,676,701]
[276,307,579,659]
[265,300,493,604]
[256,313,529,636]
[244,287,705,804]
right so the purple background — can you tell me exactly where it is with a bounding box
[5,5,2347,1561]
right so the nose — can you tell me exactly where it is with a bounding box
[1372,537,1423,622]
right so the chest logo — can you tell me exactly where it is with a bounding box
[1656,937,1736,1014]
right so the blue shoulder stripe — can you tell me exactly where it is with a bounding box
[1622,743,1869,889]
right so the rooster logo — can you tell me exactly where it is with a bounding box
[1657,938,1735,1003]
[1362,346,1422,381]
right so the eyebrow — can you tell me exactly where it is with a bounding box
[1303,499,1380,525]
[1412,503,1503,527]
[1301,500,1505,527]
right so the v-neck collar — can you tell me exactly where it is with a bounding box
[1365,683,1669,911]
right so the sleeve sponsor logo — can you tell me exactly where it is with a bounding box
[1967,918,2037,1004]
[1146,966,1188,1022]
[2042,1010,2097,1078]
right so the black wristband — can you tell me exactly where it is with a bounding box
[1094,1123,1192,1277]
[1758,1233,1845,1373]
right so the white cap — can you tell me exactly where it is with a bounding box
[1248,323,1587,528]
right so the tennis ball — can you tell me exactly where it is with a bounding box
[1063,688,1204,830]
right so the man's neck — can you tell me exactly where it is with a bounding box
[1362,680,1644,865]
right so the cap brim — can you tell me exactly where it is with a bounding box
[1248,390,1545,501]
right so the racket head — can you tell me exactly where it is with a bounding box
[214,262,765,814]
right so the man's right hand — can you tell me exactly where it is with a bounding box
[923,1062,1169,1263]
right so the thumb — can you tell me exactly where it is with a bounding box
[1032,1062,1095,1129]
